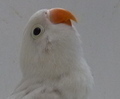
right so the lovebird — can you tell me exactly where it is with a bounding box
[8,8,93,99]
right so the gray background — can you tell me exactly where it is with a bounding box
[0,0,120,99]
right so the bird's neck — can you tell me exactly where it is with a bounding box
[20,47,83,82]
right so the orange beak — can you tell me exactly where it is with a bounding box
[48,8,77,26]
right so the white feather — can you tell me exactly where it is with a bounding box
[8,9,93,99]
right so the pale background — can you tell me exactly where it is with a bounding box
[0,0,120,99]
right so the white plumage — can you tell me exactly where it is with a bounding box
[8,8,93,99]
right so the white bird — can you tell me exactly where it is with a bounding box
[8,8,93,99]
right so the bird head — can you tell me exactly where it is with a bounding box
[20,8,82,78]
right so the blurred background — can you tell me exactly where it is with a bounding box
[0,0,120,99]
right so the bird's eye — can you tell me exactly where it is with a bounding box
[33,27,41,35]
[31,25,45,39]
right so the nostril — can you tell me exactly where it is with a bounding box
[44,11,47,15]
[44,11,49,18]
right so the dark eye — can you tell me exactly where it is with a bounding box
[32,25,45,39]
[33,27,41,36]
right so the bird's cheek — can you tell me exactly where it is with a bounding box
[44,41,52,53]
[43,36,53,53]
[44,36,59,53]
